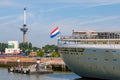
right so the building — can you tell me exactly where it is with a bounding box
[5,41,20,54]
[29,52,37,57]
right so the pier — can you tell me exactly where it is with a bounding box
[40,58,68,71]
[0,56,69,72]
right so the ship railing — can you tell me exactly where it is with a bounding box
[59,35,120,39]
[58,43,120,49]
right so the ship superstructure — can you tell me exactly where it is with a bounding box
[58,30,120,79]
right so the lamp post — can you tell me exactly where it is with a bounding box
[17,59,21,68]
[37,60,40,64]
[36,59,40,71]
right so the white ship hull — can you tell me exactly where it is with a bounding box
[58,30,120,79]
[59,44,120,79]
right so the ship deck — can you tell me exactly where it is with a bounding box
[58,38,120,49]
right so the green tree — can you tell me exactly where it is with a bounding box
[37,51,44,57]
[0,43,8,52]
[19,42,32,52]
[0,43,2,51]
[29,42,32,49]
[24,42,29,49]
[37,49,44,57]
[32,47,39,52]
[42,44,58,53]
[19,43,24,49]
[51,52,60,57]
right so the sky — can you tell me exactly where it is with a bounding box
[0,0,120,47]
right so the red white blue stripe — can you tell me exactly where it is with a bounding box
[50,27,60,38]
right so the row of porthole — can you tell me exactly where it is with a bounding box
[61,50,117,56]
[92,50,116,52]
[61,50,117,55]
[61,52,118,62]
[89,65,117,70]
[61,51,84,55]
[87,58,117,61]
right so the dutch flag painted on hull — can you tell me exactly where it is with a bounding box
[50,27,60,38]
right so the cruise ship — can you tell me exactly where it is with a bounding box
[58,30,120,79]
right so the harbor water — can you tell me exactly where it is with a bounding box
[0,68,82,80]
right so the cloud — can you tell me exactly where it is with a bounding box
[50,16,120,33]
[78,16,120,25]
[86,0,120,7]
[39,6,74,13]
[0,0,22,7]
[0,11,36,29]
[40,0,120,5]
[0,15,15,20]
[76,16,120,31]
[36,0,120,14]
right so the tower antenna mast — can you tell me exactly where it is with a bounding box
[20,0,28,44]
[24,0,26,25]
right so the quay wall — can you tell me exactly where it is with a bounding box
[0,57,70,71]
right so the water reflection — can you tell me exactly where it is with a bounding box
[0,68,107,80]
[36,75,40,80]
[74,78,96,80]
[74,78,107,80]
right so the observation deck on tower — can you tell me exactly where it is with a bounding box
[21,25,28,33]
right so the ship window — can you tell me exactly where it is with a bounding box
[92,50,96,52]
[60,48,68,51]
[65,52,68,54]
[81,53,83,55]
[69,48,76,52]
[112,51,116,52]
[64,42,66,44]
[73,53,75,54]
[115,42,119,44]
[103,42,106,44]
[113,59,117,61]
[105,59,108,61]
[88,58,90,60]
[64,48,69,51]
[76,53,78,55]
[94,58,97,60]
[105,50,109,52]
[77,48,84,52]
